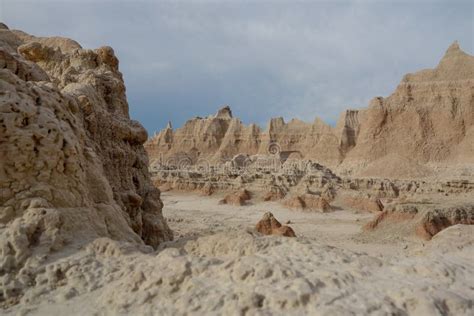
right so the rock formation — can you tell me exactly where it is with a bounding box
[146,109,343,168]
[219,189,252,206]
[364,202,474,240]
[341,194,384,213]
[340,41,474,177]
[255,212,296,237]
[146,41,474,179]
[152,159,342,205]
[0,25,171,305]
[283,194,333,212]
[5,228,474,315]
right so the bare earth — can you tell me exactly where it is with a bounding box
[4,191,474,315]
[162,192,419,258]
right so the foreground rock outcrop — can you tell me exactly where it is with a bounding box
[0,25,171,305]
[146,42,474,179]
[4,229,474,315]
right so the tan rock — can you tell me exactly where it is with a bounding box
[263,186,286,201]
[219,189,251,206]
[282,195,306,209]
[0,27,172,303]
[416,206,474,240]
[146,42,474,179]
[145,106,342,168]
[341,41,474,178]
[255,212,296,237]
[342,195,384,213]
[364,202,474,240]
[282,194,332,212]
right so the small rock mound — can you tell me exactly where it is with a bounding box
[219,189,251,206]
[342,194,384,213]
[255,212,296,237]
[416,205,474,240]
[364,202,474,240]
[282,194,332,212]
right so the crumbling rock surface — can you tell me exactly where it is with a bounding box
[152,156,473,222]
[416,205,474,240]
[0,26,171,305]
[341,41,474,177]
[152,159,342,204]
[255,212,296,237]
[4,232,474,315]
[146,107,344,168]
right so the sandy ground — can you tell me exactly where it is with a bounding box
[5,192,474,315]
[161,191,422,258]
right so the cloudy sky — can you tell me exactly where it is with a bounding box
[2,0,473,134]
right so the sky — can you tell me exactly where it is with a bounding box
[1,0,473,134]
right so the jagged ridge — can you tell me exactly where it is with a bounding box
[146,42,474,179]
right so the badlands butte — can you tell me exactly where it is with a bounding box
[0,23,473,316]
[146,40,474,178]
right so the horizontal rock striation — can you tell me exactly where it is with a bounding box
[146,42,474,179]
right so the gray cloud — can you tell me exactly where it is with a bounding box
[2,0,473,134]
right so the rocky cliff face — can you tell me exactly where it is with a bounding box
[341,41,474,176]
[146,109,343,168]
[146,42,474,179]
[0,25,172,303]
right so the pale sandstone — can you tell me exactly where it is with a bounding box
[5,216,472,316]
[146,42,474,179]
[0,26,171,306]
